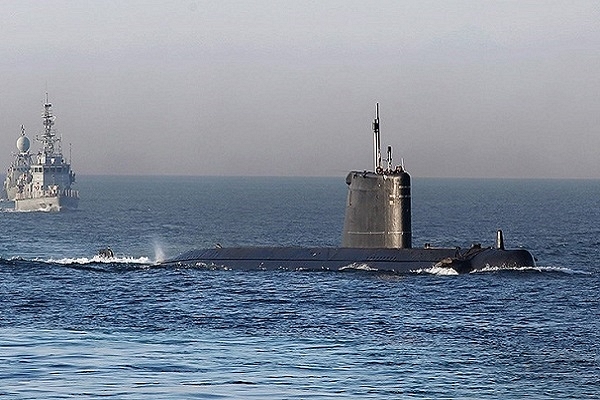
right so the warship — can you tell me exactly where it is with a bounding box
[3,96,78,211]
[163,104,535,273]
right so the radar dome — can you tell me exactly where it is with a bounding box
[16,135,30,153]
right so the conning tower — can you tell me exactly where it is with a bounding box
[342,103,412,249]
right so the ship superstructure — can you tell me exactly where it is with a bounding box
[3,96,79,211]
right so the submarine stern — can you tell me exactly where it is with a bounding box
[468,248,536,272]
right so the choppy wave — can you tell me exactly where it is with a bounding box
[44,255,154,265]
[407,264,592,276]
[0,255,155,269]
[473,264,592,275]
[339,263,379,272]
[412,266,460,276]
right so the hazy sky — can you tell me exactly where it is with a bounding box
[1,0,598,178]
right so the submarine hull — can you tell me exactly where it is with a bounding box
[163,246,535,273]
[163,103,537,274]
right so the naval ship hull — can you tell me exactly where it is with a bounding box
[4,97,79,213]
[163,246,535,274]
[15,193,79,212]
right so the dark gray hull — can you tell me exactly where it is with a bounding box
[163,246,535,274]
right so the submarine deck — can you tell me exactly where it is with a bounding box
[164,246,466,272]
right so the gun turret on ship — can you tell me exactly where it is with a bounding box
[3,96,79,211]
[164,103,535,273]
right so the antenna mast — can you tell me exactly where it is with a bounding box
[372,103,382,172]
[39,94,59,156]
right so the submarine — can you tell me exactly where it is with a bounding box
[164,104,535,273]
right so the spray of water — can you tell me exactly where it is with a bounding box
[153,240,166,264]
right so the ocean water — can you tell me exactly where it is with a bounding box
[0,176,599,399]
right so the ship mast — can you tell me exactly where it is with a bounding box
[38,93,60,157]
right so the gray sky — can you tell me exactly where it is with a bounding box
[1,0,598,178]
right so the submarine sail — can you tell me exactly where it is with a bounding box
[342,103,411,248]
